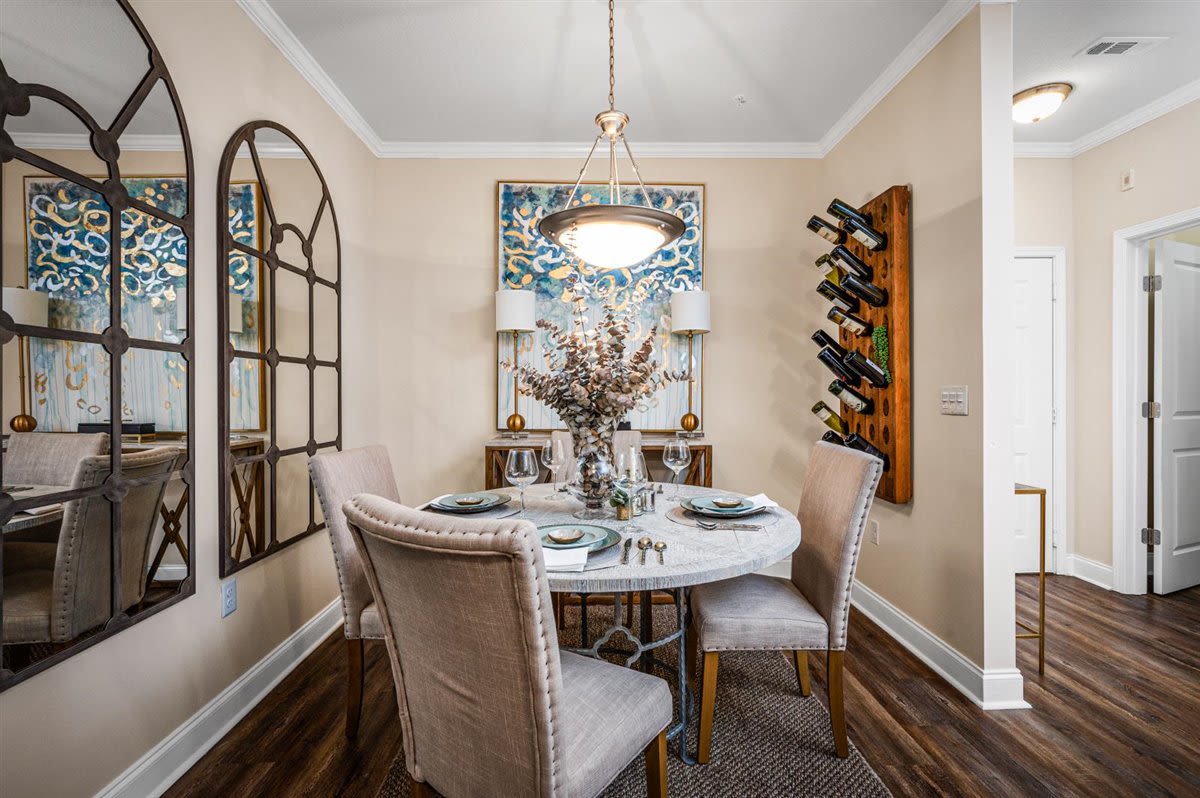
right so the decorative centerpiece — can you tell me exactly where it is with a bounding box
[508,294,680,518]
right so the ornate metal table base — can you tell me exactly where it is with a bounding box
[563,588,697,765]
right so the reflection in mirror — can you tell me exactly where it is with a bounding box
[1,0,194,689]
[218,122,340,577]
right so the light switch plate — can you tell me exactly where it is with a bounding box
[940,385,969,416]
[221,578,237,618]
[1120,168,1135,191]
[869,520,880,545]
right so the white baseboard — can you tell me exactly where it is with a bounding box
[851,580,1030,711]
[1065,554,1113,590]
[96,600,342,798]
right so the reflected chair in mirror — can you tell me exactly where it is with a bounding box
[2,447,180,648]
[343,495,671,798]
[2,432,110,543]
[308,445,400,739]
[689,442,883,761]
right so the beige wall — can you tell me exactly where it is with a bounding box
[369,158,828,514]
[0,1,379,795]
[1015,99,1200,565]
[821,8,988,662]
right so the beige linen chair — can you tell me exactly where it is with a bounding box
[690,442,883,761]
[2,447,179,645]
[3,432,110,543]
[308,445,401,738]
[343,494,671,798]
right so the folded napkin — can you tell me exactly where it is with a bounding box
[744,493,779,508]
[542,546,589,572]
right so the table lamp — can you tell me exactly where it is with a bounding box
[670,290,709,436]
[3,287,50,432]
[496,289,536,436]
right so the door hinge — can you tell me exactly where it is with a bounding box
[1140,527,1161,545]
[1143,274,1162,292]
[1142,401,1161,419]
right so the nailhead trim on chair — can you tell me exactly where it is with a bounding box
[831,458,883,650]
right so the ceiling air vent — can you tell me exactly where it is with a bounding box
[1076,36,1168,57]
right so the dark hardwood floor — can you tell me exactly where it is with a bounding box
[164,576,1200,798]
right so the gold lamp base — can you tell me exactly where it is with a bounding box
[9,413,37,433]
[680,412,699,433]
[503,412,528,438]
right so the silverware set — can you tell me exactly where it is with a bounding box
[622,536,667,565]
[695,519,763,531]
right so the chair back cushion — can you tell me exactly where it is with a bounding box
[5,432,109,486]
[790,442,883,649]
[52,446,178,640]
[308,446,400,637]
[343,495,563,796]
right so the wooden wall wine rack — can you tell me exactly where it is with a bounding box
[837,185,911,504]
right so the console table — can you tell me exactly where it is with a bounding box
[484,434,712,490]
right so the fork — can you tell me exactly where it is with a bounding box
[696,519,762,531]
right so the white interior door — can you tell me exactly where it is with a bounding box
[1154,239,1200,594]
[1012,256,1054,574]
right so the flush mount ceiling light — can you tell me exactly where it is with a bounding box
[537,0,685,270]
[1012,82,1073,124]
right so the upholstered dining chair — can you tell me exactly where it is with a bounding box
[3,432,110,543]
[2,447,179,646]
[343,494,672,798]
[689,442,883,761]
[308,445,401,739]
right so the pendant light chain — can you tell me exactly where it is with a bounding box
[608,0,616,110]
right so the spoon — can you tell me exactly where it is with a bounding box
[653,540,667,565]
[637,537,653,565]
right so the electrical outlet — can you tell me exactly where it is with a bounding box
[939,386,969,416]
[869,519,880,545]
[1120,168,1135,191]
[221,578,237,618]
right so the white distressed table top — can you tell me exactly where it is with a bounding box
[481,483,800,594]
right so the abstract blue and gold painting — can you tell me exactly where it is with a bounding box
[496,181,704,431]
[24,177,263,431]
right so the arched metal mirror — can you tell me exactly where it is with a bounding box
[0,0,194,689]
[217,122,341,576]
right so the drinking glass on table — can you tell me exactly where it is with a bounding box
[541,438,566,501]
[662,439,691,501]
[614,449,648,532]
[505,448,540,514]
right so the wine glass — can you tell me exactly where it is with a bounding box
[615,449,648,532]
[505,448,540,514]
[662,439,691,501]
[541,438,566,501]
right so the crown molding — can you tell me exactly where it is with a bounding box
[1016,78,1200,159]
[374,140,823,159]
[9,132,305,158]
[235,0,384,155]
[816,0,978,156]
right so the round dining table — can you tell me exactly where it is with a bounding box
[486,482,802,762]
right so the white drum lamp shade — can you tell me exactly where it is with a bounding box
[670,290,710,334]
[495,290,536,332]
[175,289,244,334]
[2,287,49,331]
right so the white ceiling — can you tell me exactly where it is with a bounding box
[1013,0,1200,148]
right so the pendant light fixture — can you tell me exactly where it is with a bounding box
[537,0,685,270]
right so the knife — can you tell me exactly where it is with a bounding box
[620,537,633,565]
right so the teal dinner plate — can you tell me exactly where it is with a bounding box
[539,524,619,553]
[683,497,766,519]
[430,492,512,513]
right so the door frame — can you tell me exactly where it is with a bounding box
[1015,247,1068,573]
[1111,206,1200,594]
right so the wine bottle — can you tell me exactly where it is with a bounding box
[843,350,889,388]
[812,401,846,435]
[841,272,888,307]
[829,379,873,414]
[815,254,840,283]
[828,306,872,337]
[807,215,846,245]
[821,430,846,446]
[830,245,873,281]
[844,216,887,252]
[811,329,847,359]
[817,347,861,387]
[846,433,890,470]
[827,198,872,227]
[817,280,861,314]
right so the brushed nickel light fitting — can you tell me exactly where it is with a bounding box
[537,0,685,270]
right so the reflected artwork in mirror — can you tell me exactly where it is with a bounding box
[217,122,341,577]
[0,0,194,690]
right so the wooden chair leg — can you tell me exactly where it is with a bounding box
[644,729,668,798]
[828,650,849,758]
[408,775,433,797]
[697,651,720,764]
[793,650,812,697]
[346,638,364,739]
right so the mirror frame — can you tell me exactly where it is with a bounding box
[0,0,195,690]
[216,121,342,577]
